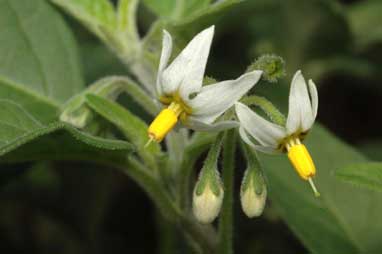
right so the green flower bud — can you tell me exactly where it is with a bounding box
[193,167,224,224]
[240,168,267,218]
[240,142,267,218]
[247,54,286,83]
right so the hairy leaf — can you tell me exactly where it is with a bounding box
[117,0,139,40]
[0,0,84,123]
[142,0,177,18]
[85,94,161,166]
[0,99,132,163]
[0,0,84,100]
[50,0,117,35]
[142,0,240,70]
[0,122,133,164]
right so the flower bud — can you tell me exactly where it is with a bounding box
[240,168,267,218]
[247,54,285,83]
[192,169,224,224]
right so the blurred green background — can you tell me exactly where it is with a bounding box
[1,0,381,253]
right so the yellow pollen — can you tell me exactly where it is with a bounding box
[286,139,320,197]
[147,102,183,143]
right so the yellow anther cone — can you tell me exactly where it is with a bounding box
[287,144,316,180]
[148,109,178,142]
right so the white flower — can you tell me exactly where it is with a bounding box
[235,70,320,196]
[147,26,262,143]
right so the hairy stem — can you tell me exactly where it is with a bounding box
[218,129,237,254]
[241,95,286,126]
[178,132,217,210]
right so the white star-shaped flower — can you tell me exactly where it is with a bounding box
[147,26,262,143]
[235,70,320,196]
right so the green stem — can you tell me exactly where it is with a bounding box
[218,129,237,254]
[178,132,217,210]
[156,213,177,254]
[241,95,286,126]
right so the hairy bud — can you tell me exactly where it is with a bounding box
[240,167,267,218]
[247,54,285,83]
[193,167,224,224]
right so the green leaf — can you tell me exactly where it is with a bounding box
[0,121,133,164]
[142,0,240,69]
[60,75,157,128]
[86,94,156,149]
[0,0,84,122]
[50,0,141,60]
[181,0,211,18]
[142,0,177,18]
[171,0,240,36]
[336,163,382,192]
[346,0,382,49]
[0,99,43,147]
[0,99,132,162]
[0,0,84,100]
[143,0,213,21]
[50,0,117,35]
[85,94,160,167]
[117,0,139,40]
[258,125,382,253]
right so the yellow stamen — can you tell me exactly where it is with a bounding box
[147,102,183,142]
[286,139,320,197]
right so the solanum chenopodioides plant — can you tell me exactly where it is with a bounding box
[53,0,321,252]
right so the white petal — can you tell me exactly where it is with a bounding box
[156,30,173,96]
[189,70,262,122]
[286,70,314,134]
[239,127,279,154]
[309,79,318,122]
[186,117,239,131]
[160,26,214,97]
[235,102,286,147]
